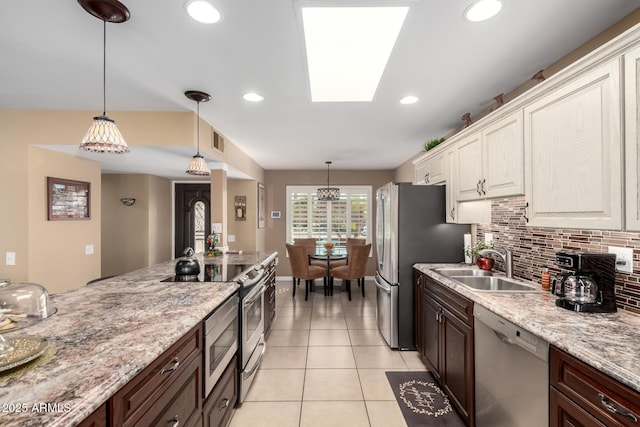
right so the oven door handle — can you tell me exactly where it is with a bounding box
[243,284,266,307]
[243,340,266,378]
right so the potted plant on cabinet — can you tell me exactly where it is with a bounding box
[465,241,495,270]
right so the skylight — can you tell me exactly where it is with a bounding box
[302,6,409,102]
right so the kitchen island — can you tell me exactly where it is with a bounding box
[0,251,275,427]
[416,263,640,394]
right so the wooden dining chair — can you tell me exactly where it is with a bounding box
[329,243,371,300]
[286,243,327,300]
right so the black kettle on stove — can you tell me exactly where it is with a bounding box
[175,247,200,281]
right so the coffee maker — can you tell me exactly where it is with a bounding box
[551,251,617,313]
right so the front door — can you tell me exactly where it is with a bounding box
[175,183,211,258]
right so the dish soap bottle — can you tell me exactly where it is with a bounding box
[541,268,551,291]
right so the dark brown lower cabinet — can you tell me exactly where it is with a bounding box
[203,355,238,427]
[264,258,277,339]
[550,345,640,427]
[414,270,474,427]
[109,324,202,427]
[77,403,107,427]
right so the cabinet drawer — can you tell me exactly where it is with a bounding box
[550,346,640,426]
[425,277,473,326]
[550,386,606,427]
[203,355,238,427]
[137,353,203,427]
[110,324,202,426]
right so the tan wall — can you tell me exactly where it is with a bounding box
[28,147,102,294]
[264,169,394,277]
[394,160,415,183]
[147,175,172,266]
[226,180,258,251]
[102,174,172,276]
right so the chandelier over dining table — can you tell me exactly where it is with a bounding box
[317,161,340,201]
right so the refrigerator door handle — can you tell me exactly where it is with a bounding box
[375,274,391,293]
[377,193,385,270]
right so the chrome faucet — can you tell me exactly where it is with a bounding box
[478,246,513,278]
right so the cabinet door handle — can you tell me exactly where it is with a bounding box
[450,207,455,220]
[476,180,482,196]
[424,173,430,184]
[219,397,230,411]
[161,357,180,374]
[481,178,486,195]
[523,202,529,223]
[598,393,638,422]
[168,415,180,427]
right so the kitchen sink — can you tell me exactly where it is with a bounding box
[452,276,539,292]
[433,268,494,278]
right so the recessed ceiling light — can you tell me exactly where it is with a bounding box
[185,0,222,24]
[243,92,264,102]
[465,0,502,22]
[302,7,409,102]
[399,95,418,105]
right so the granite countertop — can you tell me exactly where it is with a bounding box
[0,251,276,427]
[415,263,640,393]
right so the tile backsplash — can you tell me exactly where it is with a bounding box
[477,196,640,314]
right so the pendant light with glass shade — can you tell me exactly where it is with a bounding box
[184,90,212,176]
[317,161,340,201]
[78,0,130,154]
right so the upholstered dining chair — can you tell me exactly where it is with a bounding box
[330,238,367,294]
[293,238,325,267]
[329,243,371,301]
[330,238,367,268]
[286,243,326,300]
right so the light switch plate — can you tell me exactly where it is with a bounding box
[608,246,633,274]
[5,252,16,266]
[211,223,223,233]
[228,234,236,242]
[85,244,94,255]
[484,233,494,245]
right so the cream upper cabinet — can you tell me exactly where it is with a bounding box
[455,110,524,201]
[445,147,459,223]
[625,45,640,231]
[524,58,622,230]
[414,148,447,185]
[455,133,483,200]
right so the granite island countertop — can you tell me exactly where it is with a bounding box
[0,251,276,427]
[416,263,640,394]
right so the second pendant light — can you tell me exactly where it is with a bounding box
[185,90,212,176]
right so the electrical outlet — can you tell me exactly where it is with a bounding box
[212,223,223,233]
[85,244,94,255]
[608,246,633,274]
[228,234,236,242]
[5,252,16,266]
[484,233,494,245]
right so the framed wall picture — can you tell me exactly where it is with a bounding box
[47,177,91,221]
[258,183,265,228]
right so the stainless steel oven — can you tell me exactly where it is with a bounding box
[238,265,268,403]
[203,294,239,398]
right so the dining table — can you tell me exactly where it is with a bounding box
[309,249,347,295]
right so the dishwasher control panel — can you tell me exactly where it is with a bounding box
[474,304,549,362]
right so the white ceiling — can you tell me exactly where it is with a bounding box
[1,1,638,177]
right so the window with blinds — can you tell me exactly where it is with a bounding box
[287,185,372,251]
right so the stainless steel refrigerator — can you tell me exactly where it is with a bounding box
[375,182,470,349]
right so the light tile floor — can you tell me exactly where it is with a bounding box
[229,278,428,427]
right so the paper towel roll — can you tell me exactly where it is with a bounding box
[464,234,472,264]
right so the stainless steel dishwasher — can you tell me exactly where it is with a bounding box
[474,305,549,426]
